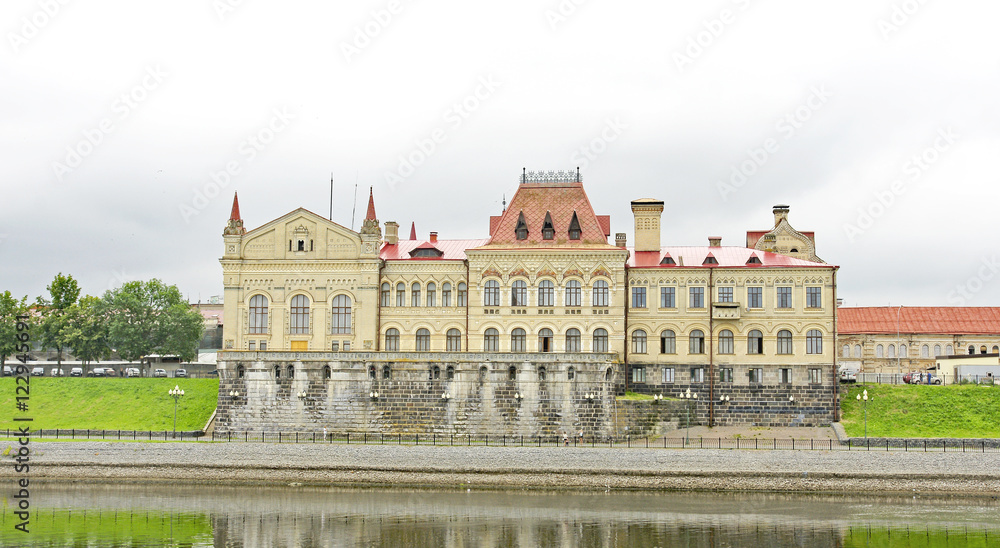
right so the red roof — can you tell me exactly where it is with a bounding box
[746,230,815,247]
[484,182,612,246]
[229,192,241,221]
[364,188,376,221]
[627,247,831,268]
[381,239,490,261]
[839,307,1000,335]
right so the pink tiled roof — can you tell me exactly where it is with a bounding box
[839,307,1000,335]
[627,247,831,268]
[381,239,490,261]
[484,182,612,246]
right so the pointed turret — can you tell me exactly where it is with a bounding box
[229,192,241,221]
[409,222,417,240]
[365,187,377,221]
[224,192,245,236]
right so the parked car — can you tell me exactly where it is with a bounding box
[70,367,83,377]
[90,368,106,377]
[2,366,12,377]
[31,367,45,376]
[175,368,187,378]
[153,368,167,378]
[126,367,141,377]
[839,368,857,383]
[50,368,64,377]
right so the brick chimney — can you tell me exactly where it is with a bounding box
[384,221,399,245]
[708,237,722,247]
[615,233,627,248]
[430,231,438,243]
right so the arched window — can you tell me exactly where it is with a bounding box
[457,282,468,306]
[854,344,862,358]
[478,366,487,382]
[538,366,547,381]
[446,366,455,380]
[508,366,517,380]
[565,280,582,307]
[777,330,793,355]
[592,280,609,307]
[426,282,436,307]
[396,282,405,306]
[593,328,608,353]
[380,283,390,306]
[689,330,705,354]
[511,280,527,307]
[994,345,999,354]
[331,295,352,334]
[415,328,430,351]
[411,283,421,307]
[368,365,376,379]
[286,364,294,379]
[806,329,823,354]
[660,330,676,354]
[382,365,391,379]
[900,344,907,358]
[934,344,941,357]
[289,294,310,334]
[921,344,929,358]
[385,328,399,351]
[981,345,988,355]
[538,280,554,307]
[237,365,245,379]
[429,365,441,380]
[945,344,953,355]
[511,328,526,352]
[606,367,613,381]
[273,365,281,378]
[565,328,581,352]
[876,344,884,358]
[747,330,763,354]
[484,328,499,352]
[718,329,734,354]
[539,328,554,352]
[969,345,976,355]
[323,365,331,379]
[484,280,500,306]
[446,328,461,351]
[442,282,452,306]
[842,345,850,358]
[631,329,647,354]
[887,344,896,359]
[567,367,576,380]
[248,295,268,334]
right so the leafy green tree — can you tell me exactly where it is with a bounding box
[63,295,110,365]
[36,273,81,365]
[103,280,204,367]
[0,291,30,366]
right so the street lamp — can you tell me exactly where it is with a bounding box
[681,388,698,445]
[168,385,184,438]
[856,389,869,439]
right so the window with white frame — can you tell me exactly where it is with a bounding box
[718,329,734,354]
[747,330,763,354]
[809,368,822,384]
[631,366,645,383]
[876,344,884,358]
[662,367,675,383]
[720,367,733,383]
[689,330,705,354]
[631,329,647,354]
[921,344,929,358]
[690,367,705,383]
[777,330,793,355]
[779,368,792,384]
[660,330,675,354]
[748,367,763,384]
[806,329,823,354]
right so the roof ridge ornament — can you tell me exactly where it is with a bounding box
[520,169,582,184]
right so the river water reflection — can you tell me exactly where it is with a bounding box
[2,483,999,547]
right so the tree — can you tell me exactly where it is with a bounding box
[0,291,30,366]
[63,295,110,365]
[36,273,81,365]
[103,280,204,367]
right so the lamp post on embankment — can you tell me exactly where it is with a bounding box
[856,388,869,439]
[682,388,698,446]
[169,385,185,438]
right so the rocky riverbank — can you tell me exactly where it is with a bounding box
[11,441,1000,496]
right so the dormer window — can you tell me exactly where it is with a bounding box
[542,212,554,240]
[746,254,762,265]
[703,254,718,265]
[515,212,528,240]
[660,256,676,265]
[568,212,581,240]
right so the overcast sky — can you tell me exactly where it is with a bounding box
[3,1,999,307]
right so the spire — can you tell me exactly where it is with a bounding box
[409,222,417,240]
[364,187,376,221]
[229,192,241,221]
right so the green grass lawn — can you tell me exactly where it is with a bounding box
[841,384,1000,438]
[0,378,219,431]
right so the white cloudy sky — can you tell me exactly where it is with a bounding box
[2,0,999,307]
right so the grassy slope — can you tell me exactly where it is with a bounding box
[840,384,1000,438]
[0,378,218,431]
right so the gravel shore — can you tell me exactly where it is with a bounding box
[8,441,1000,496]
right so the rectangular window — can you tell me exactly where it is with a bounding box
[662,368,675,383]
[660,286,675,308]
[747,287,763,309]
[806,287,822,308]
[631,287,646,309]
[457,284,468,307]
[331,341,339,352]
[631,366,645,384]
[690,367,705,383]
[396,288,405,307]
[442,286,451,307]
[342,341,350,352]
[748,367,763,384]
[718,286,733,303]
[411,287,421,307]
[809,368,822,384]
[259,341,266,351]
[779,368,792,384]
[248,341,255,351]
[777,286,792,309]
[720,368,733,383]
[689,287,704,308]
[427,289,436,307]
